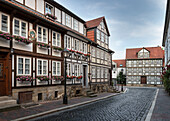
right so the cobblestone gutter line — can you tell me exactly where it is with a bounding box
[145,89,159,121]
[12,90,126,121]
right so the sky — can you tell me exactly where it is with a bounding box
[56,0,167,59]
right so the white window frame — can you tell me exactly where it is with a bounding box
[37,25,48,44]
[105,69,108,78]
[91,46,95,57]
[65,14,71,27]
[92,67,96,78]
[13,18,28,38]
[64,35,71,49]
[17,56,31,76]
[0,12,10,33]
[67,63,72,76]
[37,59,48,76]
[97,29,100,40]
[97,67,100,78]
[52,61,61,76]
[73,19,78,31]
[52,31,61,47]
[45,2,54,15]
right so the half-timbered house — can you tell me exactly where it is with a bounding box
[126,47,164,86]
[0,0,113,103]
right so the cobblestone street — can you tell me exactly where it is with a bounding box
[31,88,157,121]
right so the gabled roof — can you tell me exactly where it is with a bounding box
[85,17,110,36]
[112,60,126,68]
[126,47,164,59]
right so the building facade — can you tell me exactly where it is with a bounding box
[163,0,170,66]
[126,47,164,86]
[0,0,113,103]
[112,60,126,80]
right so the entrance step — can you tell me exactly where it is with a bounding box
[84,89,97,98]
[0,96,20,112]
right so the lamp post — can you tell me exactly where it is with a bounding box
[63,48,69,104]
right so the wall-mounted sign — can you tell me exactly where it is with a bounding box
[29,29,36,41]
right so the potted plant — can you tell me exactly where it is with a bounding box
[36,42,50,49]
[77,76,83,79]
[0,31,13,41]
[14,35,32,44]
[37,76,50,82]
[53,76,64,81]
[16,76,35,84]
[53,46,63,52]
[45,13,57,20]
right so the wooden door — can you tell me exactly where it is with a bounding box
[141,76,147,84]
[0,60,6,96]
[83,66,86,86]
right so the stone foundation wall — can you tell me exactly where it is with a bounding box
[91,83,110,93]
[12,85,83,103]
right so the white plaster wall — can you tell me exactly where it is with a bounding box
[36,79,48,85]
[13,40,33,52]
[29,23,33,30]
[0,39,10,48]
[25,0,35,10]
[55,8,61,23]
[37,46,48,54]
[52,49,61,57]
[37,0,44,14]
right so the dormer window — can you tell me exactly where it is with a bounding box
[138,49,150,58]
[45,3,53,15]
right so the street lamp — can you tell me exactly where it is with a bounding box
[63,48,69,104]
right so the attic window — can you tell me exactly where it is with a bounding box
[138,49,150,58]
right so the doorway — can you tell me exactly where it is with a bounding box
[141,76,147,84]
[83,65,88,87]
[0,52,11,96]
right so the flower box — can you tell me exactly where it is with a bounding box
[53,76,64,81]
[53,47,63,52]
[45,13,57,21]
[84,54,91,57]
[36,42,50,49]
[77,76,83,79]
[16,76,35,84]
[37,76,50,82]
[14,36,32,44]
[0,31,13,41]
[67,75,76,79]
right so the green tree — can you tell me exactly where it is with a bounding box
[117,72,126,85]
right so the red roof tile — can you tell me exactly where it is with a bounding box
[112,60,126,67]
[126,47,164,59]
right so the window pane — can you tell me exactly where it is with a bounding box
[14,19,20,35]
[38,27,42,41]
[1,14,8,32]
[21,22,26,37]
[25,59,30,74]
[43,29,47,42]
[53,32,56,46]
[57,62,60,75]
[18,58,23,74]
[53,62,56,75]
[43,61,47,75]
[38,60,42,75]
[57,33,60,47]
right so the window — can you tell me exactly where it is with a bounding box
[91,47,95,57]
[101,21,104,30]
[66,14,71,27]
[73,19,78,31]
[17,56,31,75]
[45,3,53,15]
[1,13,9,32]
[37,59,48,76]
[13,18,27,38]
[105,69,108,78]
[101,32,104,42]
[64,35,71,49]
[106,35,109,44]
[67,63,72,76]
[97,29,100,40]
[92,67,96,78]
[52,61,61,76]
[138,49,150,58]
[101,68,104,78]
[97,67,100,78]
[74,39,79,51]
[101,51,103,59]
[84,43,87,54]
[37,25,48,43]
[52,31,61,47]
[74,64,80,76]
[97,49,100,58]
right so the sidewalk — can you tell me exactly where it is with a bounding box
[151,88,170,121]
[0,92,122,121]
